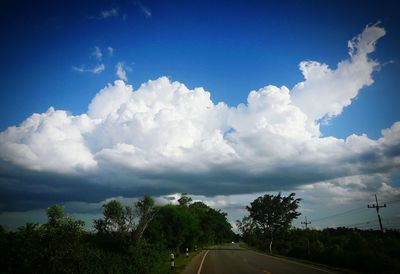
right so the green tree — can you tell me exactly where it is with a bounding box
[147,204,198,253]
[246,193,301,254]
[44,204,85,273]
[189,201,232,244]
[45,204,85,233]
[94,200,130,235]
[146,197,233,253]
[236,215,258,244]
[135,195,157,241]
[178,193,193,206]
[94,195,156,246]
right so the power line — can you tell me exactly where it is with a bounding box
[311,206,366,223]
[381,216,400,221]
[382,198,400,205]
[310,197,399,224]
[323,216,400,229]
[330,219,378,228]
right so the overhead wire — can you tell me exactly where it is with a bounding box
[311,205,366,223]
[309,197,400,227]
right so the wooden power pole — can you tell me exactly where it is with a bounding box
[301,216,311,256]
[368,194,386,233]
[301,216,311,229]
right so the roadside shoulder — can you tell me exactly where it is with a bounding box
[181,250,207,274]
[239,243,358,274]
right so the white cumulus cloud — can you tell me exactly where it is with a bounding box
[100,8,118,19]
[291,23,386,123]
[107,46,114,56]
[135,1,151,18]
[92,46,103,61]
[72,64,105,74]
[1,24,399,208]
[115,62,128,81]
[0,107,97,173]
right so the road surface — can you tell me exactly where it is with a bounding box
[182,243,340,274]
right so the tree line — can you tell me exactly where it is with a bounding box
[237,192,400,274]
[2,191,399,273]
[0,194,234,273]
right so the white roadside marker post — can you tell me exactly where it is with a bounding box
[171,253,175,271]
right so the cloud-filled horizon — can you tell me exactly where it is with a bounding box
[0,24,399,220]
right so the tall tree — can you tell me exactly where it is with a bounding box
[236,215,258,243]
[134,195,157,241]
[44,205,85,273]
[94,200,130,234]
[178,193,193,206]
[189,201,233,244]
[45,204,84,233]
[94,195,157,245]
[246,193,301,254]
[148,204,198,253]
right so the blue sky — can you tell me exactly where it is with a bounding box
[0,0,399,230]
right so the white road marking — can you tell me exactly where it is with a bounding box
[197,250,210,274]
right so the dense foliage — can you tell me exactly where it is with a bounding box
[238,193,400,274]
[239,192,301,254]
[0,194,234,273]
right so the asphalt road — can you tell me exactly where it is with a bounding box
[182,243,340,274]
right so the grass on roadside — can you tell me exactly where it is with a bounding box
[239,242,253,250]
[153,249,202,273]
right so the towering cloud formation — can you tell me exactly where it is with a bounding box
[291,24,386,122]
[0,24,399,210]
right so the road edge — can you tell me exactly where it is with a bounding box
[196,250,209,274]
[181,250,207,274]
[239,243,357,274]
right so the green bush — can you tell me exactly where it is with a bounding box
[241,227,400,273]
[1,195,233,273]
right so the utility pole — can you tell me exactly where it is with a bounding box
[301,216,311,229]
[368,194,386,233]
[301,216,311,257]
